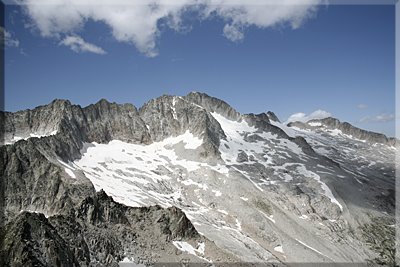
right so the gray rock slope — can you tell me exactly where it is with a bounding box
[1,92,397,266]
[1,190,232,267]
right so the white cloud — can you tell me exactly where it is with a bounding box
[356,104,368,109]
[0,26,20,47]
[285,109,332,124]
[359,113,395,123]
[223,24,244,42]
[20,0,322,57]
[59,35,106,54]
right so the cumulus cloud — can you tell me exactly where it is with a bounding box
[20,0,322,56]
[359,113,395,123]
[285,109,332,123]
[0,26,20,47]
[356,104,368,109]
[59,35,106,54]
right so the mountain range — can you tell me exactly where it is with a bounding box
[0,92,397,266]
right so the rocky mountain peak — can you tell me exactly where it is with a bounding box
[49,99,72,109]
[138,94,225,158]
[266,111,280,123]
[184,91,241,121]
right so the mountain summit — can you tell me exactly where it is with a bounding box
[1,92,397,266]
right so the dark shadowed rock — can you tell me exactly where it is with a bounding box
[0,212,80,267]
[82,99,151,144]
[1,190,204,267]
[236,150,249,163]
[139,94,225,159]
[184,91,241,121]
[266,111,280,123]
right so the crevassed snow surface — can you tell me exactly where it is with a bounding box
[210,112,304,165]
[74,131,206,206]
[210,112,343,213]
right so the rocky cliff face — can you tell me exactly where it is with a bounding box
[139,94,225,159]
[1,211,80,267]
[1,191,222,267]
[1,92,397,266]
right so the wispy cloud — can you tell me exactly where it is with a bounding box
[21,0,322,57]
[59,35,106,55]
[0,26,20,47]
[356,104,368,109]
[359,113,395,123]
[285,109,331,124]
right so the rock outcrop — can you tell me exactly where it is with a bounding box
[1,191,207,267]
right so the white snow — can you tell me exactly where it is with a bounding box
[120,257,134,263]
[72,130,238,209]
[269,120,297,138]
[296,164,343,211]
[5,130,58,145]
[64,168,76,178]
[172,241,210,262]
[30,130,58,138]
[210,112,305,172]
[197,242,205,254]
[278,138,303,155]
[119,256,145,267]
[308,122,322,127]
[212,189,222,197]
[171,96,178,120]
[274,245,284,253]
[20,209,49,218]
[217,209,229,215]
[180,179,208,190]
[12,136,23,142]
[235,218,242,231]
[58,159,76,170]
[259,210,275,223]
[240,197,249,201]
[211,112,260,163]
[295,239,334,261]
[180,130,203,149]
[266,215,276,223]
[233,167,264,192]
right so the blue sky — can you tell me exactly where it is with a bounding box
[3,2,396,136]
